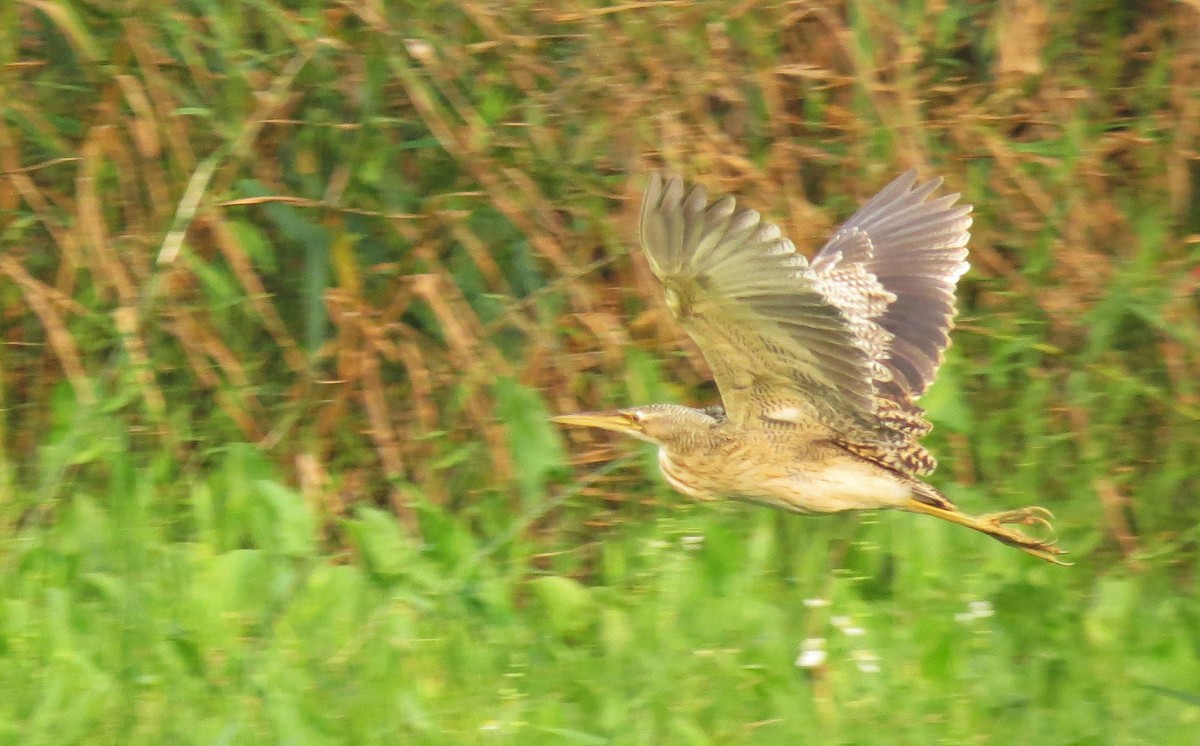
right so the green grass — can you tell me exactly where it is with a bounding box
[4,0,1200,743]
[4,385,1199,744]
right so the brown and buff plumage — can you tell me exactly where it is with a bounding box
[554,172,1066,564]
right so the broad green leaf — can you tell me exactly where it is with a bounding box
[348,505,411,581]
[253,480,317,558]
[529,575,593,639]
[492,377,569,501]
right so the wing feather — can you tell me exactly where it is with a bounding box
[813,170,972,398]
[640,173,876,432]
[637,170,971,442]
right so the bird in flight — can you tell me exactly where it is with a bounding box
[554,172,1066,564]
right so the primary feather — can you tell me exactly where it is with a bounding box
[812,171,972,400]
[640,173,876,437]
[639,171,973,470]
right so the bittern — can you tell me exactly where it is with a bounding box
[554,172,1066,564]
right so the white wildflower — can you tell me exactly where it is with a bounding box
[969,600,994,618]
[795,637,827,669]
[852,649,881,674]
[955,599,996,623]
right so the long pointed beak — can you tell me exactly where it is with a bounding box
[550,410,642,437]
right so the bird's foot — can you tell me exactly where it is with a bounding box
[904,499,1070,565]
[979,507,1070,565]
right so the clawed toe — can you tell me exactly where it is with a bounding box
[988,506,1055,532]
[904,497,1071,565]
[981,506,1070,565]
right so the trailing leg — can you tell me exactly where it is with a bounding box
[904,497,1069,565]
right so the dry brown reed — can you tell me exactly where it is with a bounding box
[3,1,1198,555]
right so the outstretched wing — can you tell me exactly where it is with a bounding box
[639,173,876,434]
[812,171,972,400]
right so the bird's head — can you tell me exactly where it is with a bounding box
[551,403,719,447]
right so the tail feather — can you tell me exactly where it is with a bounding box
[909,479,956,511]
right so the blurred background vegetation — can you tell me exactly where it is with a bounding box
[2,0,1200,743]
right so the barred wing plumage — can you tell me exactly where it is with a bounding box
[639,173,877,434]
[812,171,972,401]
[640,171,972,444]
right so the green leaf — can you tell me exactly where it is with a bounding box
[183,249,240,303]
[624,348,670,405]
[1140,683,1200,708]
[1085,575,1137,648]
[600,606,633,656]
[529,575,594,639]
[227,220,277,273]
[348,506,411,581]
[492,377,569,502]
[253,480,317,558]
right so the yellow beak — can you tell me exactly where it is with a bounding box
[550,411,642,437]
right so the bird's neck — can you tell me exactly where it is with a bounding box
[656,411,730,456]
